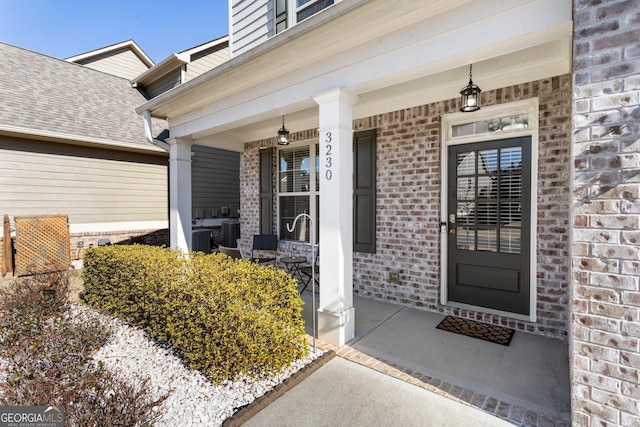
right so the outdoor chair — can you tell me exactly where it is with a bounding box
[250,234,278,264]
[299,250,319,294]
[217,246,243,260]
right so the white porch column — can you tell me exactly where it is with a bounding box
[168,137,192,252]
[313,87,359,346]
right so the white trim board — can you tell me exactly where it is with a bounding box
[440,98,539,323]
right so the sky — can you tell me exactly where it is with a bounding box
[0,0,229,63]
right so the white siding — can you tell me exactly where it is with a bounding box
[185,45,230,81]
[0,136,167,225]
[74,47,150,80]
[230,0,274,56]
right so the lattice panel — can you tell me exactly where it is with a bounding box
[14,215,70,276]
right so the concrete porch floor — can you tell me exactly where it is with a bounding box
[300,291,571,426]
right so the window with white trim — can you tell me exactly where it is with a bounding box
[278,142,319,242]
[275,0,338,34]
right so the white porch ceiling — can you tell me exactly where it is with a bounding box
[137,0,573,152]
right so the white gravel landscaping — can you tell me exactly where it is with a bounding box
[72,305,323,426]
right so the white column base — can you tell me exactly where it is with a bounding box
[317,306,355,346]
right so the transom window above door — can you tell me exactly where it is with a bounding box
[452,113,529,138]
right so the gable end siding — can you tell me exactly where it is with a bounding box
[73,47,150,80]
[186,46,230,81]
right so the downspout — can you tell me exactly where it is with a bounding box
[143,110,170,151]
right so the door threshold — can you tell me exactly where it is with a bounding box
[444,300,536,323]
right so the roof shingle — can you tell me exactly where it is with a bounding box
[0,42,167,151]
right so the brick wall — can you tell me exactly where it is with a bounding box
[1,229,168,277]
[69,228,169,260]
[572,0,640,425]
[240,75,572,340]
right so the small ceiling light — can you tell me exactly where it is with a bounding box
[277,115,290,145]
[460,64,481,113]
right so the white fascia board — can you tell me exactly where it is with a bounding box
[133,53,189,85]
[169,0,572,140]
[66,40,154,68]
[70,220,168,234]
[0,124,167,155]
[179,36,229,56]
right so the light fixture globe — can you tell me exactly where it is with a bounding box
[460,64,481,113]
[277,115,290,145]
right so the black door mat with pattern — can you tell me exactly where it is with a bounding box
[436,316,514,346]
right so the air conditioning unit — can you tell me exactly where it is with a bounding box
[192,229,211,253]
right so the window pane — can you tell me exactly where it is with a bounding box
[500,147,522,172]
[457,151,475,175]
[477,202,498,225]
[279,171,293,192]
[457,177,475,200]
[500,175,521,199]
[294,171,309,192]
[457,202,475,225]
[477,228,498,252]
[478,176,497,199]
[279,146,310,193]
[478,149,498,174]
[452,123,474,137]
[456,227,475,250]
[280,196,311,241]
[500,202,521,226]
[452,113,529,137]
[297,0,334,21]
[500,228,521,254]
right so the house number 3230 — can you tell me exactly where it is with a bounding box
[324,132,333,180]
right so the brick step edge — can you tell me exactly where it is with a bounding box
[223,349,337,426]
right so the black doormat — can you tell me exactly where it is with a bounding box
[436,316,514,346]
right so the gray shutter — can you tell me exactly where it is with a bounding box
[260,147,274,234]
[353,129,376,253]
[275,0,287,33]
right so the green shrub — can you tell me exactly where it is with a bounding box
[81,245,186,328]
[81,246,308,383]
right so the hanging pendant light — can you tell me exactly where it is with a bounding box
[277,115,290,145]
[460,64,481,113]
